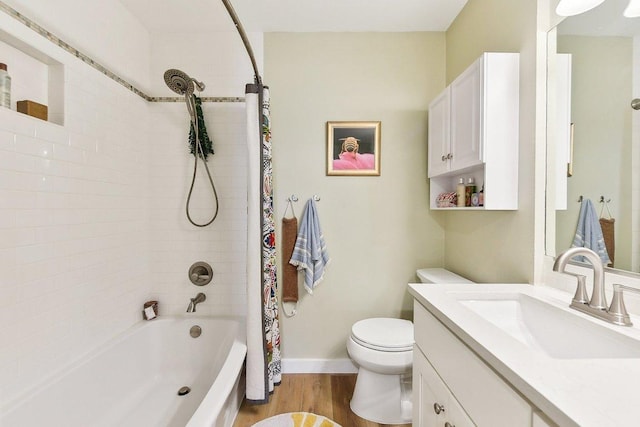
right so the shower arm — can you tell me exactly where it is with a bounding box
[221,0,262,85]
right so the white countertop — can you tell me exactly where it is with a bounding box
[408,283,640,427]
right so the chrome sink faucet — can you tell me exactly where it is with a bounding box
[186,292,206,313]
[553,247,633,326]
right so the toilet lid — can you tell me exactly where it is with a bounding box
[351,318,414,352]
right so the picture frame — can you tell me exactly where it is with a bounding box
[326,121,381,176]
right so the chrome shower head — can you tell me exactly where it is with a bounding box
[163,69,205,96]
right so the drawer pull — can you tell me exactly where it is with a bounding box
[433,402,445,414]
[445,422,455,427]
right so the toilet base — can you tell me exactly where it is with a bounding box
[350,367,412,424]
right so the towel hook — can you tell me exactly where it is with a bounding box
[578,195,583,202]
[284,195,297,218]
[599,196,613,219]
[313,195,321,202]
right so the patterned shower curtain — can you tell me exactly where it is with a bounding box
[246,84,281,403]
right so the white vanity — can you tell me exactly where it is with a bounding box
[409,283,640,427]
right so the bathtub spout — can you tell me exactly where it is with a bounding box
[186,293,206,313]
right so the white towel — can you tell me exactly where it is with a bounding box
[289,199,330,294]
[571,199,611,265]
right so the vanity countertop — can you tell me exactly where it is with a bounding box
[408,283,640,427]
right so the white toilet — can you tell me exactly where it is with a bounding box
[347,268,473,424]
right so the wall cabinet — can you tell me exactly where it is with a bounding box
[412,300,560,427]
[428,52,519,210]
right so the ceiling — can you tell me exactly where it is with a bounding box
[118,0,468,33]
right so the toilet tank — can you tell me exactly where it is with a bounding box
[416,268,474,284]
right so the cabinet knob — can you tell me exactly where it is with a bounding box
[441,155,447,161]
[447,153,453,159]
[433,402,445,414]
[444,422,455,427]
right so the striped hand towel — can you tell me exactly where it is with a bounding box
[289,199,330,294]
[571,199,611,265]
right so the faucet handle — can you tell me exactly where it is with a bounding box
[609,284,635,326]
[572,274,589,305]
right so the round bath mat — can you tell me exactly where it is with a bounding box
[251,412,342,427]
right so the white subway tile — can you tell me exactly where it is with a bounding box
[53,145,84,163]
[15,134,54,159]
[0,108,36,137]
[34,122,70,145]
[0,129,15,150]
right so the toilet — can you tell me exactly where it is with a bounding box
[347,268,473,424]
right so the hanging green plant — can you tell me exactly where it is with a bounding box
[188,95,215,160]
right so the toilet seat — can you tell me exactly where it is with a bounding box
[350,318,414,352]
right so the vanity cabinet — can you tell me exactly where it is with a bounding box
[413,301,536,426]
[428,52,519,210]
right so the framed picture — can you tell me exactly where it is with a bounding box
[326,121,381,176]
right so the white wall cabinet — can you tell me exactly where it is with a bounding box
[428,52,519,210]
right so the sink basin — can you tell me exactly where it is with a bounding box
[456,293,640,359]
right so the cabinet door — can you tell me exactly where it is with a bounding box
[450,58,483,172]
[414,347,475,427]
[428,88,451,178]
[414,347,445,426]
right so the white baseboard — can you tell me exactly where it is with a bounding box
[281,358,358,374]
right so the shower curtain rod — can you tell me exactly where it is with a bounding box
[221,0,262,85]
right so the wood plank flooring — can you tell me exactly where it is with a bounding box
[233,374,411,427]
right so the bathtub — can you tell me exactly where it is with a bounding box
[1,316,247,427]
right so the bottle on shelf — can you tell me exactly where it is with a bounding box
[456,177,466,207]
[479,184,484,207]
[465,177,476,207]
[0,63,11,109]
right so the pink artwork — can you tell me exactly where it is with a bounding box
[326,122,380,176]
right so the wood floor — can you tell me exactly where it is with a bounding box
[233,374,411,427]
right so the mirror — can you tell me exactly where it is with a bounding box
[548,0,640,273]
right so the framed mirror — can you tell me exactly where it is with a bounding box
[547,0,640,273]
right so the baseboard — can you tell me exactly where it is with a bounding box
[281,358,358,374]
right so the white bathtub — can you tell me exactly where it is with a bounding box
[1,316,247,427]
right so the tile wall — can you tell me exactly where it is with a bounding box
[0,5,256,406]
[148,102,247,316]
[145,29,258,316]
[0,55,151,403]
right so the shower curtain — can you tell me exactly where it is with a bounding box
[246,84,281,403]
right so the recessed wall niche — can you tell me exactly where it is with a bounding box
[0,29,64,125]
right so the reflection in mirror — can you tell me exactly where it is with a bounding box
[550,0,640,273]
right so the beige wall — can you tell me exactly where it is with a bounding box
[265,32,446,359]
[442,0,539,283]
[555,36,632,270]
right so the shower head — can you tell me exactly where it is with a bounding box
[163,69,205,96]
